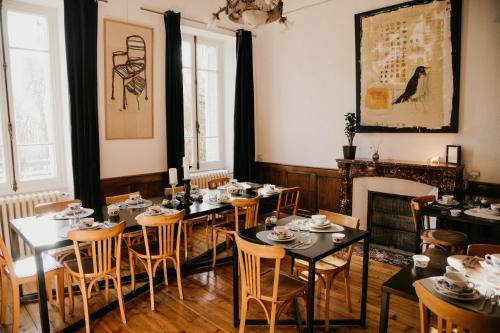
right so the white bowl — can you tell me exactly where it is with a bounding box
[450,209,461,217]
[331,233,345,243]
[413,254,430,268]
[311,214,326,224]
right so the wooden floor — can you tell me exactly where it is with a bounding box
[1,223,420,333]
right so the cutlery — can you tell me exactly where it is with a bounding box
[288,241,303,249]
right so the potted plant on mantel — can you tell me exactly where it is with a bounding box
[343,112,357,159]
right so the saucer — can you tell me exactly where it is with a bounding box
[309,220,331,229]
[433,280,480,301]
[267,232,296,242]
[437,199,460,206]
[480,260,500,274]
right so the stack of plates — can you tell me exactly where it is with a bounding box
[267,231,296,242]
[433,279,480,301]
[309,220,331,230]
[436,199,460,206]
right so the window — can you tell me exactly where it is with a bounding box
[182,35,224,171]
[0,2,69,194]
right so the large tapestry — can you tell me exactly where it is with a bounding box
[104,19,154,139]
[355,0,461,133]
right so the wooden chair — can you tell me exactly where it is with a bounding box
[207,177,229,189]
[105,191,141,205]
[414,281,499,333]
[411,195,468,253]
[293,210,359,331]
[467,244,500,258]
[212,196,260,268]
[275,187,300,219]
[34,199,82,216]
[164,186,207,260]
[129,210,185,310]
[64,222,127,333]
[0,238,65,333]
[235,234,307,333]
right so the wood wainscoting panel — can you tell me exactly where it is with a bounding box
[255,162,341,216]
[100,172,168,203]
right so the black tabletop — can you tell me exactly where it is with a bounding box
[419,203,500,228]
[382,251,449,301]
[237,216,370,262]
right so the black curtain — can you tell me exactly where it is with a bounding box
[233,30,255,181]
[164,11,185,179]
[63,0,102,219]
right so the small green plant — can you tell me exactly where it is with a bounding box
[344,112,356,146]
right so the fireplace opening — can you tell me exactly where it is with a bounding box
[367,191,416,254]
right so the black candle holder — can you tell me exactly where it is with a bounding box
[181,178,194,206]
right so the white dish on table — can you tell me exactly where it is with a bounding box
[267,232,296,242]
[436,199,460,206]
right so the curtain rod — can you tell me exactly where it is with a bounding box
[140,7,256,37]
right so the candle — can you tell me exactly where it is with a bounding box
[183,157,190,180]
[168,168,178,185]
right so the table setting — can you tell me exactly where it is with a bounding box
[430,195,500,221]
[108,193,153,210]
[57,218,119,238]
[285,214,345,233]
[52,202,94,220]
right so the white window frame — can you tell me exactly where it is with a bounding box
[0,0,68,195]
[182,33,225,172]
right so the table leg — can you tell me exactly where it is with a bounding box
[233,240,239,328]
[306,260,316,333]
[379,290,390,333]
[34,249,50,333]
[360,236,370,327]
[416,212,422,254]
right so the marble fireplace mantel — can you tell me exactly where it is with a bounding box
[336,158,464,215]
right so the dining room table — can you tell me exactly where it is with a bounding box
[379,249,500,333]
[234,215,371,333]
[8,182,278,333]
[415,202,500,253]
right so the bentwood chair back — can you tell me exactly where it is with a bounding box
[235,234,307,333]
[410,195,436,230]
[34,199,82,216]
[129,210,186,310]
[414,281,500,333]
[0,237,65,333]
[275,187,300,219]
[208,177,230,189]
[467,244,500,258]
[105,191,141,205]
[65,222,127,333]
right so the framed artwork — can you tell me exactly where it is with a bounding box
[104,19,154,139]
[355,0,461,133]
[446,145,461,165]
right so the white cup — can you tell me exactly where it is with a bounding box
[413,254,430,268]
[485,253,500,267]
[443,271,474,290]
[490,203,500,214]
[68,202,82,211]
[450,209,461,217]
[311,214,327,225]
[107,206,119,216]
[79,217,94,228]
[274,226,289,239]
[331,233,345,243]
[442,195,454,203]
[147,205,161,214]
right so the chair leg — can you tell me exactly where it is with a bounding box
[316,279,322,300]
[183,224,188,261]
[12,281,20,333]
[163,260,168,286]
[114,275,127,324]
[212,229,218,269]
[46,277,53,303]
[344,272,352,312]
[175,254,183,300]
[105,277,110,305]
[79,279,91,333]
[147,260,155,311]
[324,279,331,332]
[0,272,7,323]
[129,252,136,290]
[56,270,65,321]
[269,302,277,333]
[67,273,74,314]
[239,296,248,333]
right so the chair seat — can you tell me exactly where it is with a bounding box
[260,269,307,301]
[128,241,174,258]
[64,256,116,275]
[295,255,348,273]
[6,255,63,279]
[421,229,468,246]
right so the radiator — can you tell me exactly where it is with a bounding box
[0,191,64,257]
[190,169,231,189]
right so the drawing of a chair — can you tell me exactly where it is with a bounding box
[111,35,148,110]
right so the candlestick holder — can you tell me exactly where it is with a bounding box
[170,184,180,208]
[181,178,193,206]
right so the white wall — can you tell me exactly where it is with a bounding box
[97,0,237,178]
[254,0,500,183]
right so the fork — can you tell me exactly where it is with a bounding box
[288,241,303,249]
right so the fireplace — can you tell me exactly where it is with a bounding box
[367,191,415,253]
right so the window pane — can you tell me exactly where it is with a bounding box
[17,145,55,181]
[0,148,6,183]
[184,137,194,165]
[10,49,53,145]
[7,11,49,51]
[182,41,191,68]
[197,71,219,137]
[197,43,217,70]
[182,68,193,137]
[199,137,219,162]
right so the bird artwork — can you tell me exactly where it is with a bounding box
[393,66,430,105]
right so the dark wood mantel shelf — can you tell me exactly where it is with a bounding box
[336,158,464,214]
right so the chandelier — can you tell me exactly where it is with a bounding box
[211,0,287,29]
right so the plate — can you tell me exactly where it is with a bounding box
[309,221,331,229]
[432,280,481,301]
[144,208,178,216]
[54,208,94,220]
[437,199,460,206]
[310,224,345,232]
[267,232,296,242]
[480,260,500,274]
[485,208,500,216]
